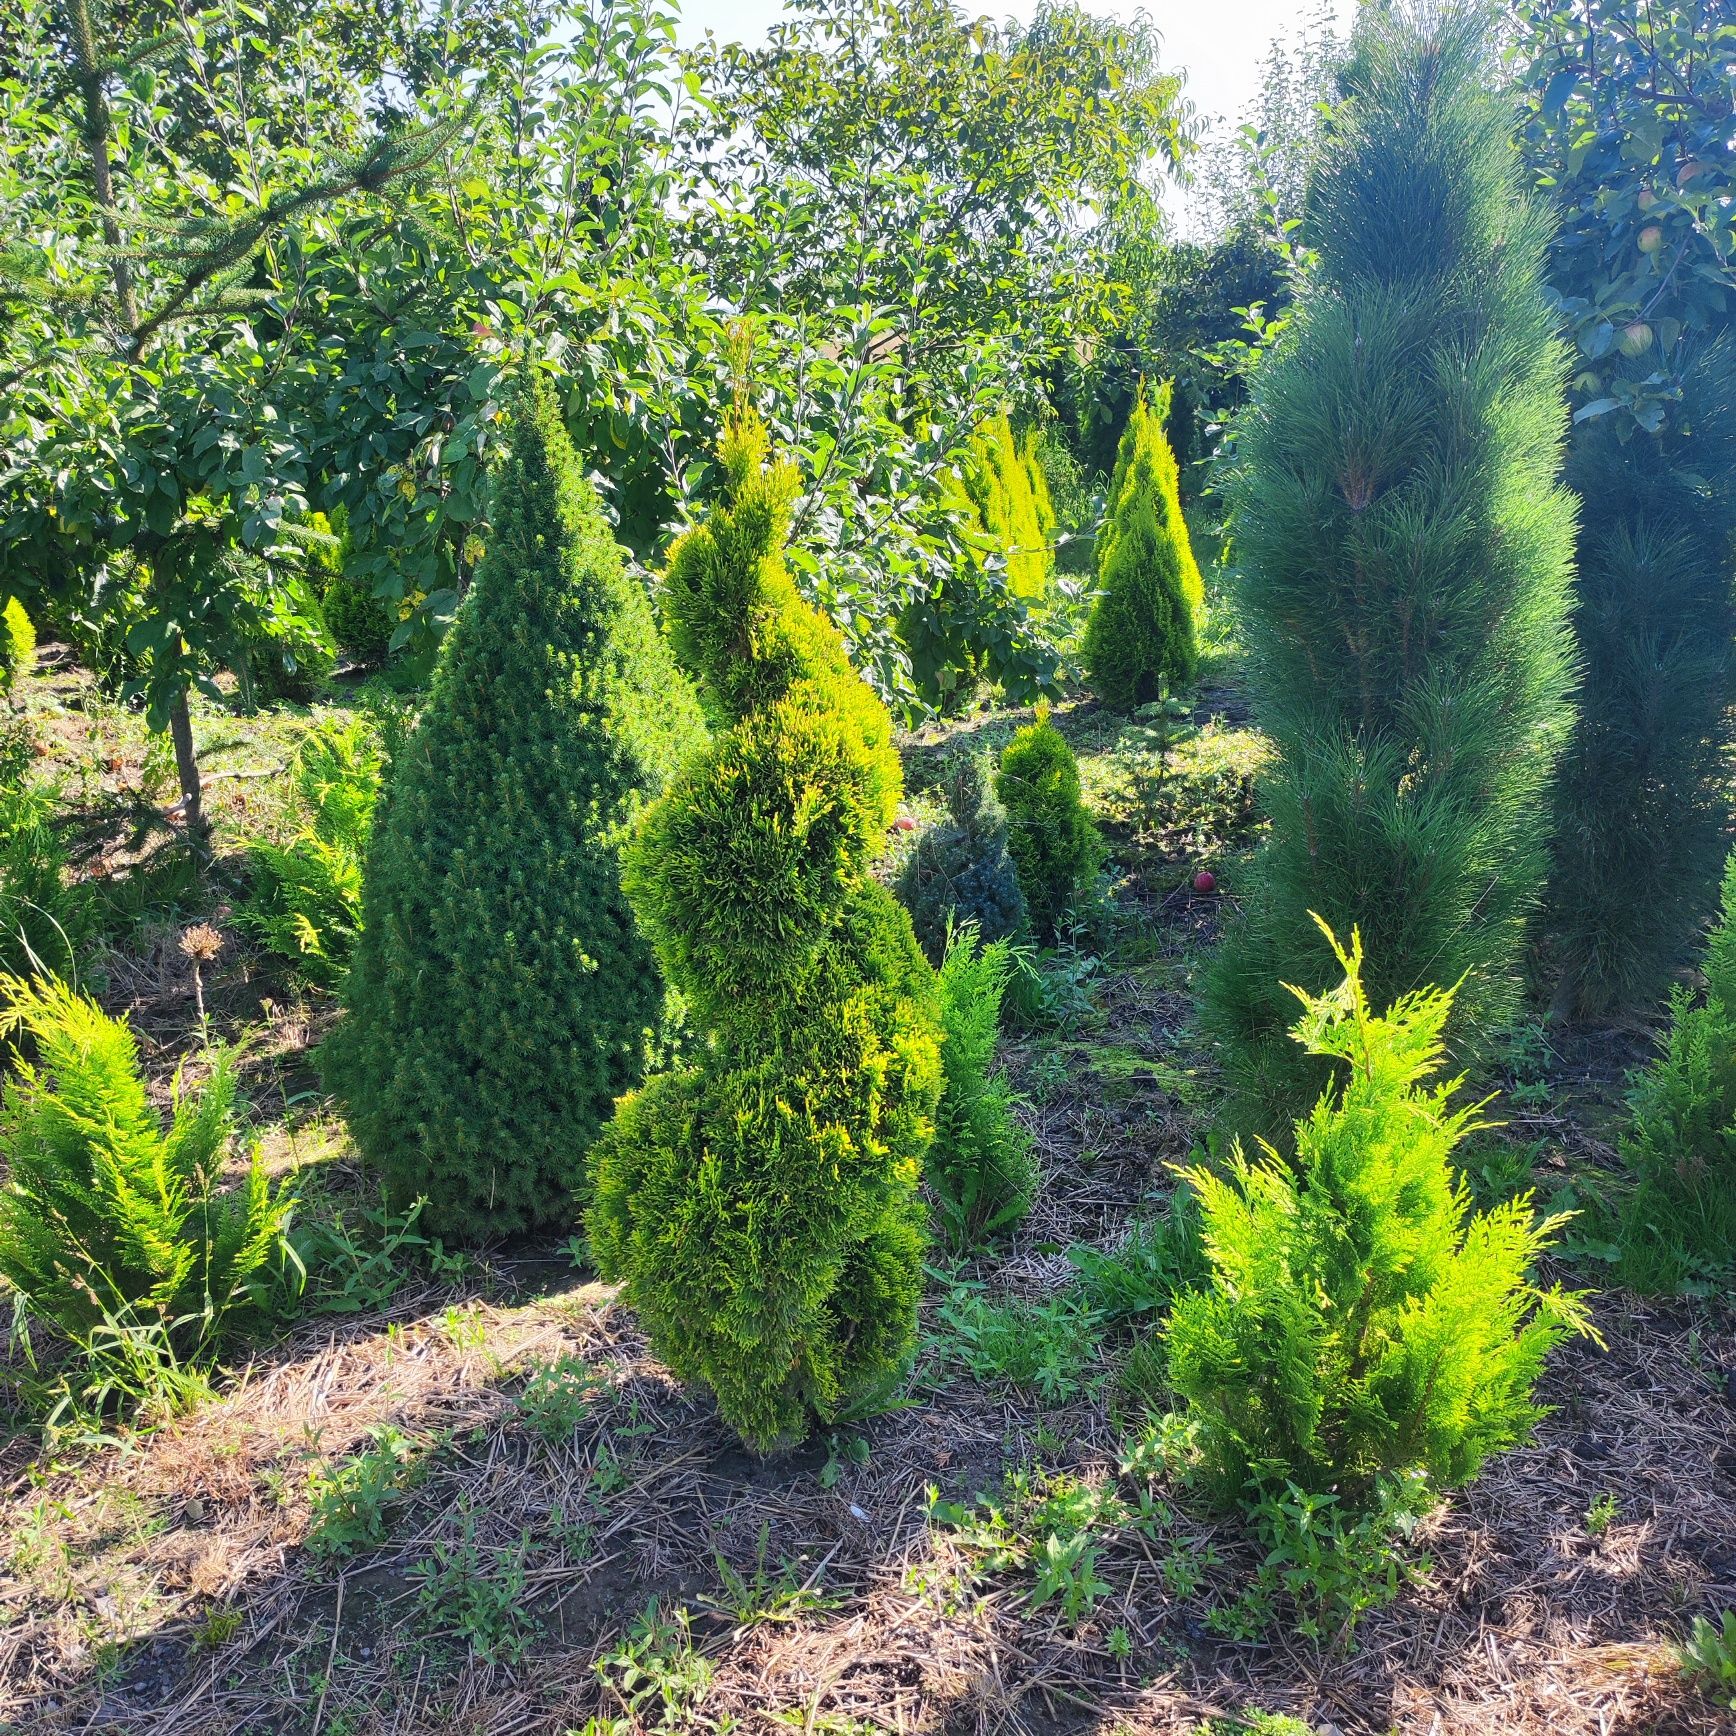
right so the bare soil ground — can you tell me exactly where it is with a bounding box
[1,670,1732,1736]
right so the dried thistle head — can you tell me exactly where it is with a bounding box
[180,923,223,965]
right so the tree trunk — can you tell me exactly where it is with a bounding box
[167,686,209,860]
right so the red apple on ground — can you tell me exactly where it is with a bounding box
[1193,869,1216,895]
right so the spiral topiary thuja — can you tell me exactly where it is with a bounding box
[588,407,942,1452]
[1083,381,1200,711]
[322,375,705,1239]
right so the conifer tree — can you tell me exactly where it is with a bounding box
[1169,924,1592,1511]
[1611,847,1736,1291]
[896,752,1026,963]
[323,376,704,1239]
[1082,381,1201,710]
[1542,346,1736,1020]
[588,407,941,1453]
[962,413,1055,603]
[1205,3,1577,1114]
[995,711,1102,943]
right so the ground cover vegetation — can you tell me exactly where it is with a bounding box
[0,0,1731,1732]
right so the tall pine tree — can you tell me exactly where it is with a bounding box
[1205,2,1577,1115]
[323,375,705,1238]
[1542,346,1736,1020]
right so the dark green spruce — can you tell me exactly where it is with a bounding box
[322,377,705,1238]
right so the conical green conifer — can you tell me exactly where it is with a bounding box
[1083,382,1200,710]
[963,413,1054,603]
[322,376,705,1239]
[1205,3,1578,1118]
[1542,343,1736,1020]
[588,407,941,1452]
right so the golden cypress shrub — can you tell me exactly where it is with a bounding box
[588,408,941,1452]
[1083,382,1200,710]
[0,598,37,700]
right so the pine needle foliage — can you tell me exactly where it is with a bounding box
[929,924,1036,1251]
[1542,344,1736,1021]
[1167,923,1594,1511]
[896,753,1027,963]
[588,407,941,1453]
[323,376,705,1240]
[1205,4,1578,1118]
[1611,849,1736,1291]
[1084,380,1202,712]
[0,974,290,1358]
[995,711,1103,943]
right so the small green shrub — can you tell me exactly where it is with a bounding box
[0,976,292,1378]
[1611,849,1736,1291]
[324,376,706,1239]
[0,597,38,700]
[896,754,1027,964]
[933,1286,1101,1404]
[322,569,395,663]
[0,726,86,984]
[1679,1609,1736,1710]
[241,715,390,988]
[1165,923,1595,1512]
[306,1424,426,1558]
[1082,382,1199,710]
[589,407,940,1451]
[241,564,337,706]
[316,509,395,663]
[995,711,1103,943]
[928,925,1036,1250]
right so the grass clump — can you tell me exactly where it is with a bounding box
[323,375,705,1239]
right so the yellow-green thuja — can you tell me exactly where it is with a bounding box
[588,407,941,1452]
[1082,381,1200,710]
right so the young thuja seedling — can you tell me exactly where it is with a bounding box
[1585,1490,1619,1537]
